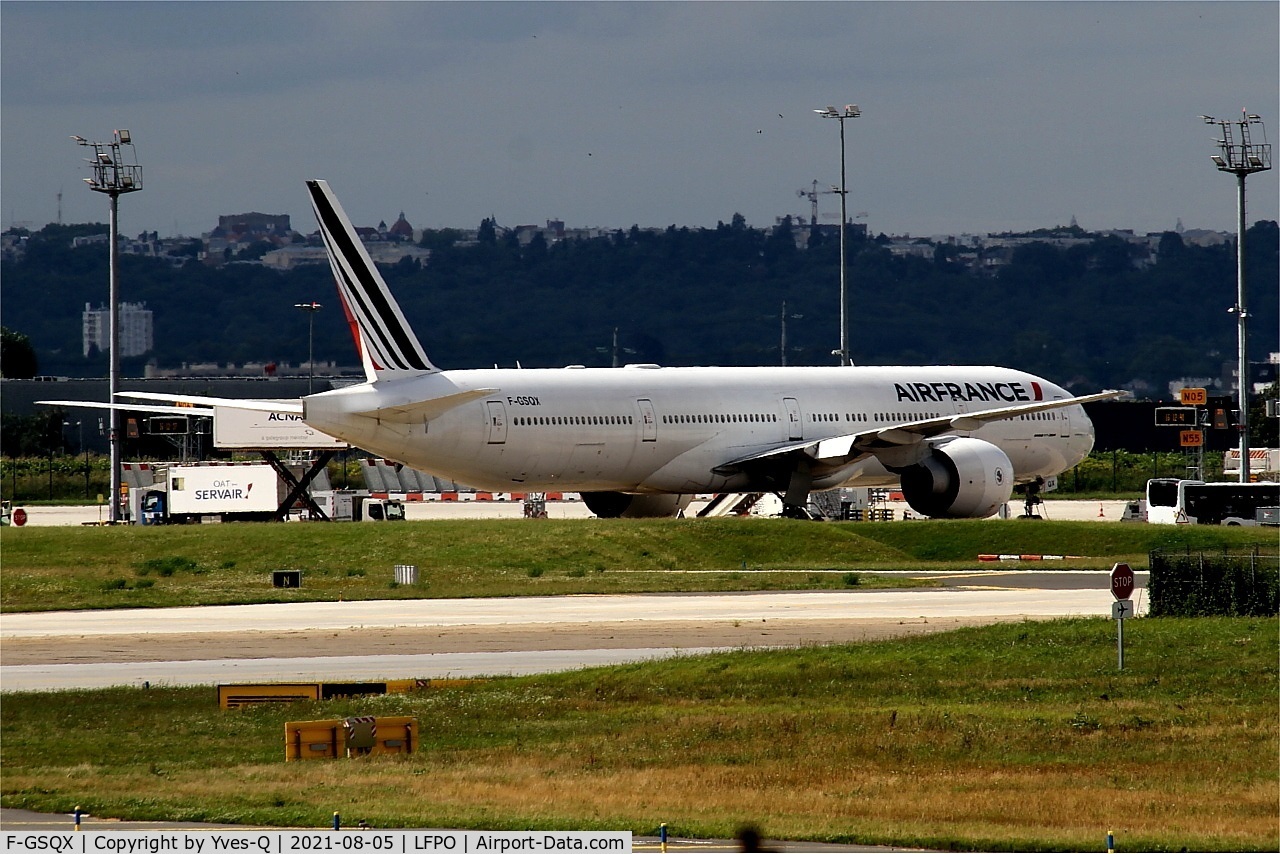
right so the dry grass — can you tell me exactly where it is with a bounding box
[4,745,1272,849]
[3,618,1276,851]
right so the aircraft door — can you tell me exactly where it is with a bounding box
[783,397,803,441]
[637,399,657,442]
[485,400,508,444]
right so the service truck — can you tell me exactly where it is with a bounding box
[134,463,283,524]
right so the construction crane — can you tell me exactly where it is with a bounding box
[797,179,840,226]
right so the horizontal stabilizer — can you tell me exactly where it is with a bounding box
[37,399,216,416]
[114,391,304,415]
[352,388,498,423]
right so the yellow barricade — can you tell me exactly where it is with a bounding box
[223,679,485,709]
[219,683,321,709]
[285,716,418,761]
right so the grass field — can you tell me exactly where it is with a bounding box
[2,517,1275,612]
[2,617,1276,851]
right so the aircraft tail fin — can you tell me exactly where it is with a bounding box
[307,179,437,382]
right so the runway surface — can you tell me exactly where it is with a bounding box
[1,579,1145,692]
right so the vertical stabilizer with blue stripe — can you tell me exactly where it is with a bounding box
[307,179,436,382]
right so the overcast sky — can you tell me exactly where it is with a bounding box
[3,1,1277,240]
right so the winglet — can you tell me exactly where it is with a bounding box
[307,179,437,382]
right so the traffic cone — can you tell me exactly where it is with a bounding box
[1098,503,1105,518]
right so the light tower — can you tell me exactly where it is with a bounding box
[294,301,323,394]
[72,130,142,522]
[814,105,860,366]
[1201,111,1272,482]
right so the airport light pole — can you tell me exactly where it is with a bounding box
[294,301,323,395]
[72,130,142,522]
[65,419,88,499]
[815,104,860,366]
[1201,111,1272,482]
[779,300,803,366]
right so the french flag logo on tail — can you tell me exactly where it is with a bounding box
[306,180,437,382]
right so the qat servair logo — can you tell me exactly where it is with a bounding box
[194,480,252,501]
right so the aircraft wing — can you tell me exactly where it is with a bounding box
[715,389,1121,474]
[113,392,304,415]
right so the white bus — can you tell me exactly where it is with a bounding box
[1146,478,1280,526]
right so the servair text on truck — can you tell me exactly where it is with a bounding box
[141,463,282,524]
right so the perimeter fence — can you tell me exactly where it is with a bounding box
[1148,545,1280,617]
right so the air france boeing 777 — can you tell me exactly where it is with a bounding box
[89,180,1119,519]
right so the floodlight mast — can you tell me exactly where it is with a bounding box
[1202,111,1272,483]
[815,104,860,366]
[73,130,142,522]
[294,301,323,395]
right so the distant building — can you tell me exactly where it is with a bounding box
[388,212,414,240]
[212,212,292,241]
[83,301,153,358]
[259,245,330,270]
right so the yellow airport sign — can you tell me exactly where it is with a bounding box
[220,679,483,708]
[1180,430,1204,448]
[219,683,320,708]
[1179,387,1207,406]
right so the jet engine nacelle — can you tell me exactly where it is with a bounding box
[896,437,1014,519]
[581,492,692,518]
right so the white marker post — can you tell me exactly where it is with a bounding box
[1110,562,1135,669]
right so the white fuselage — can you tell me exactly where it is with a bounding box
[303,365,1094,494]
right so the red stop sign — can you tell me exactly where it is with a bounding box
[12,507,27,527]
[1110,562,1135,600]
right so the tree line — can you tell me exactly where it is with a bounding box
[2,217,1276,398]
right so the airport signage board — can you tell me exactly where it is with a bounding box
[212,405,348,450]
[1155,407,1196,427]
[1180,430,1204,448]
[1111,599,1134,620]
[1179,387,1208,406]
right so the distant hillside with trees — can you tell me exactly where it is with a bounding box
[2,217,1275,397]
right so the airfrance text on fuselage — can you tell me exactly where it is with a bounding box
[894,381,1043,404]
